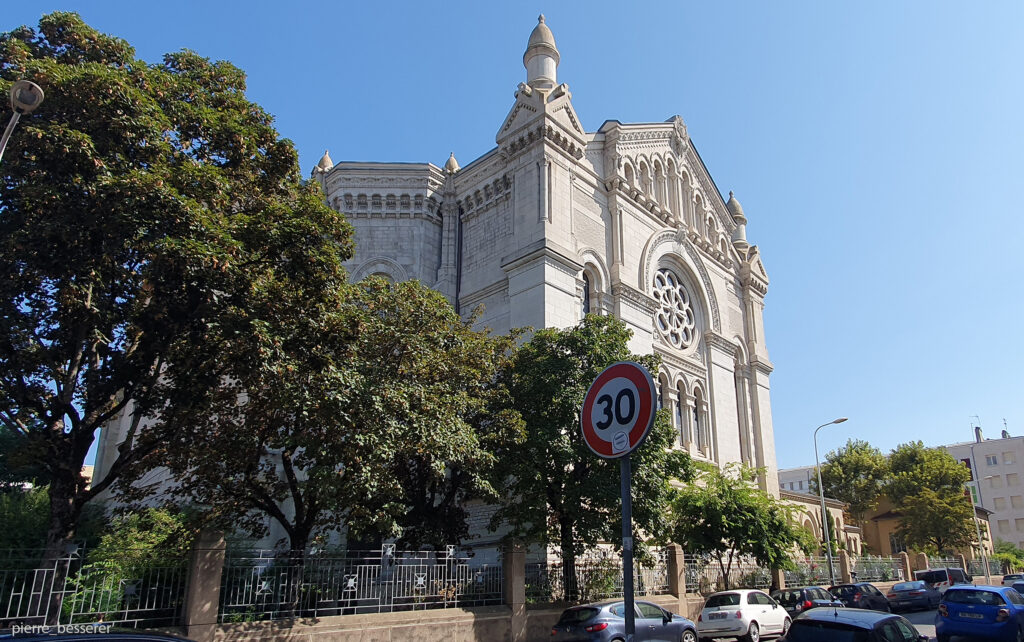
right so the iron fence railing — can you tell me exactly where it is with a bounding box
[928,557,959,569]
[218,545,502,622]
[967,558,1002,577]
[684,559,771,594]
[783,556,833,588]
[850,556,905,583]
[0,547,187,628]
[524,549,668,604]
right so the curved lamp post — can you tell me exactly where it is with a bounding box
[814,416,848,587]
[0,79,45,165]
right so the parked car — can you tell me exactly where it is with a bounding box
[550,600,697,642]
[885,580,941,612]
[770,586,843,616]
[1004,573,1024,587]
[1012,581,1024,595]
[780,607,927,641]
[935,584,1024,642]
[698,588,791,641]
[914,567,971,593]
[829,582,891,611]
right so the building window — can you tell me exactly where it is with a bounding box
[999,519,1011,534]
[991,475,1005,489]
[995,497,1008,511]
[798,480,805,490]
[1005,452,1016,465]
[1016,519,1024,532]
[987,454,999,466]
[1009,473,1020,487]
[1012,496,1023,510]
[889,533,907,554]
[582,273,591,316]
[652,268,697,349]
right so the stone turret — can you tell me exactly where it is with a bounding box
[728,191,749,252]
[523,15,559,89]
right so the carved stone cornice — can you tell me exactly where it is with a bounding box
[501,239,583,278]
[654,345,707,379]
[704,332,737,354]
[501,123,585,161]
[751,356,774,376]
[460,279,509,309]
[612,282,658,315]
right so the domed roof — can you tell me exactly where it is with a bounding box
[524,14,560,65]
[444,152,460,174]
[316,150,334,171]
[727,191,745,220]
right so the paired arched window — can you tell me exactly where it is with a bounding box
[652,268,697,349]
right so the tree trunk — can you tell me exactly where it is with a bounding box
[284,529,310,615]
[559,519,578,603]
[34,472,82,625]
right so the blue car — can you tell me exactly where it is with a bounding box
[936,585,1024,642]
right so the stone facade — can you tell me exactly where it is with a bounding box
[312,16,780,494]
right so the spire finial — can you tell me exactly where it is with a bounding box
[524,15,560,88]
[729,190,734,198]
[444,152,460,174]
[538,14,545,23]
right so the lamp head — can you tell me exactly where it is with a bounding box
[833,417,848,424]
[10,80,44,115]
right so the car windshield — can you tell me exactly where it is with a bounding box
[558,607,600,624]
[893,581,926,591]
[783,620,870,642]
[705,593,741,608]
[943,589,1006,606]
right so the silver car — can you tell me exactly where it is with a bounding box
[551,600,697,642]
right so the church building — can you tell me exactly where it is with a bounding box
[311,16,780,494]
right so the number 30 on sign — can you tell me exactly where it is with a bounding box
[580,361,657,458]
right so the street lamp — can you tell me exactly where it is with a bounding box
[814,416,848,587]
[0,79,45,165]
[965,483,993,585]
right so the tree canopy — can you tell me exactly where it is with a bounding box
[670,463,816,588]
[0,12,352,560]
[136,278,523,552]
[887,441,973,554]
[491,314,693,601]
[816,439,889,526]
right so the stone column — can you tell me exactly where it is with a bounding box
[914,552,929,572]
[666,544,686,615]
[184,530,226,642]
[503,540,526,642]
[770,568,786,591]
[899,552,912,582]
[957,554,968,572]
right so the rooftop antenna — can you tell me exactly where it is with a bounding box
[971,415,981,428]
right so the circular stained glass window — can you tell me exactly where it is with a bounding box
[653,268,696,349]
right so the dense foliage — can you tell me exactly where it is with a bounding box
[670,463,816,588]
[491,314,693,601]
[0,12,353,563]
[140,278,523,552]
[816,439,889,526]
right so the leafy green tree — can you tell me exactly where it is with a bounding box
[887,441,973,554]
[0,485,50,548]
[0,12,352,574]
[140,278,523,553]
[993,540,1024,573]
[814,439,889,526]
[670,463,816,589]
[0,423,51,491]
[491,314,693,602]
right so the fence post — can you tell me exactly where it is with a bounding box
[666,544,686,614]
[839,549,852,583]
[503,539,526,642]
[899,552,912,581]
[770,568,786,591]
[957,554,968,573]
[183,530,226,642]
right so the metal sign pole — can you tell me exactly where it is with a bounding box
[621,454,635,641]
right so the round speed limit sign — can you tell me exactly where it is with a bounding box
[580,361,657,458]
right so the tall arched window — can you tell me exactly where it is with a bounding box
[582,273,591,316]
[694,388,705,453]
[675,383,686,445]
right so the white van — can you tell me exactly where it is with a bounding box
[914,567,971,593]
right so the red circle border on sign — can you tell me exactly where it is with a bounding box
[580,361,656,458]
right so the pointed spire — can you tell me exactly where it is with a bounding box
[728,191,749,251]
[444,152,460,174]
[727,191,745,222]
[524,15,560,89]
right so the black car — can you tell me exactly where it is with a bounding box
[771,586,844,616]
[780,607,928,641]
[829,582,892,611]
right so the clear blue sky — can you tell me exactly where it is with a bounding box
[5,1,1022,470]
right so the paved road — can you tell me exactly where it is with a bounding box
[900,607,936,639]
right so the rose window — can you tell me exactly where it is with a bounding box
[653,269,696,349]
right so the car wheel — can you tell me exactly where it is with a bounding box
[680,630,697,642]
[781,617,791,637]
[741,621,759,642]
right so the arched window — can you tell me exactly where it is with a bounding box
[652,268,697,349]
[675,383,686,445]
[694,388,705,453]
[624,163,635,187]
